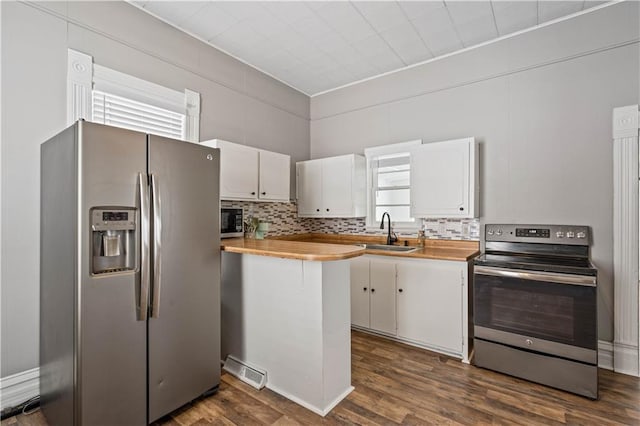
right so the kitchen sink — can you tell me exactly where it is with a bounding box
[357,244,417,253]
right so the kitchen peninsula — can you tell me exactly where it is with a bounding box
[219,239,365,416]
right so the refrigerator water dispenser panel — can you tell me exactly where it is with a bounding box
[91,207,137,274]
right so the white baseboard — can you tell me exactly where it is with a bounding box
[319,386,354,416]
[598,340,613,370]
[266,383,354,417]
[0,367,39,411]
[614,341,640,377]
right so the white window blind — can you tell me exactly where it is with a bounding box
[92,90,185,140]
[365,140,421,228]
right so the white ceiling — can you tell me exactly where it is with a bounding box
[130,1,610,96]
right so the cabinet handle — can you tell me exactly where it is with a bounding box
[261,192,266,195]
[251,192,256,195]
[371,288,375,293]
[326,208,330,212]
[459,207,464,211]
[398,288,403,293]
[363,287,367,291]
[316,208,320,212]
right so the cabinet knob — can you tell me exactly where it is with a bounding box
[459,207,464,211]
[371,288,375,293]
[398,288,403,293]
[316,208,320,212]
[251,192,256,195]
[261,192,266,195]
[363,287,367,291]
[326,208,330,212]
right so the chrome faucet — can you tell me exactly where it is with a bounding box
[379,212,397,245]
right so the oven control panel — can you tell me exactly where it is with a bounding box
[515,228,550,238]
[485,224,590,245]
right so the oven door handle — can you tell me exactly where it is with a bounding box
[474,265,596,287]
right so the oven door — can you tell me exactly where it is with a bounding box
[473,266,597,363]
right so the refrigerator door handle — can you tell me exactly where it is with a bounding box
[139,172,150,321]
[151,173,162,318]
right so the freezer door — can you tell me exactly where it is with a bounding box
[79,122,148,425]
[147,136,221,422]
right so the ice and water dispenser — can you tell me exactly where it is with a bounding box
[91,208,137,274]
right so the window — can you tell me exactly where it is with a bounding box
[67,49,200,141]
[364,140,422,228]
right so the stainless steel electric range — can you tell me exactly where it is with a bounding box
[473,224,598,399]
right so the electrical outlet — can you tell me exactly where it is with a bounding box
[461,223,469,235]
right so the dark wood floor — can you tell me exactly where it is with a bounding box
[4,330,640,425]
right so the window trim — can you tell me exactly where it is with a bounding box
[612,104,640,376]
[67,48,200,142]
[93,64,185,114]
[364,139,422,230]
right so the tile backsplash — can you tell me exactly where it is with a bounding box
[221,201,480,240]
[222,200,306,235]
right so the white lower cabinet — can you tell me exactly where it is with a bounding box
[350,256,370,329]
[369,258,397,335]
[350,255,470,361]
[349,256,396,336]
[396,259,465,355]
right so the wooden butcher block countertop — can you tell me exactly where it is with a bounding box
[221,234,479,262]
[220,237,366,261]
[273,233,480,262]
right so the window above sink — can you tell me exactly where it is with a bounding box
[364,140,422,231]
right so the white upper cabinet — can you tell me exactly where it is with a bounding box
[296,154,366,218]
[296,159,322,216]
[410,137,478,218]
[202,139,290,202]
[322,155,356,217]
[258,150,291,201]
[211,140,259,200]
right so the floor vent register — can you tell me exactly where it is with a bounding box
[222,355,267,390]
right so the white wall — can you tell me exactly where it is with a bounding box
[310,2,640,342]
[0,1,309,378]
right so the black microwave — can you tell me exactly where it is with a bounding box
[221,208,243,238]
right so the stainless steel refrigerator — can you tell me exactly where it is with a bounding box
[40,121,221,425]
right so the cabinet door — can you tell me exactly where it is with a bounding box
[396,260,463,353]
[217,141,259,200]
[350,256,370,328]
[322,155,353,217]
[369,258,396,336]
[411,139,471,217]
[296,160,323,216]
[259,150,290,201]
